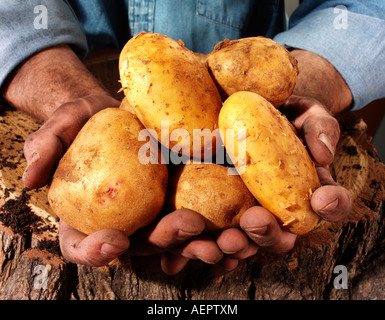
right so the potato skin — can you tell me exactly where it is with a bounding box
[167,163,257,231]
[48,108,168,236]
[119,32,222,158]
[206,37,298,107]
[218,91,320,235]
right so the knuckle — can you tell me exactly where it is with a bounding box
[24,131,39,146]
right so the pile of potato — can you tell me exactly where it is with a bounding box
[48,32,321,237]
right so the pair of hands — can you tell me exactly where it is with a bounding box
[22,94,351,275]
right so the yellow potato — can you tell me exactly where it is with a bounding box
[206,37,298,107]
[218,91,320,234]
[167,163,257,231]
[119,32,223,159]
[48,108,168,236]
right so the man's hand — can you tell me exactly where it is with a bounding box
[157,50,354,274]
[163,95,352,275]
[55,97,351,275]
[234,95,352,261]
[281,95,351,222]
[10,46,352,275]
[58,209,222,272]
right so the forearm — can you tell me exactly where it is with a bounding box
[290,49,353,115]
[2,45,111,122]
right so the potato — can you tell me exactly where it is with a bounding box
[206,37,298,107]
[119,32,223,159]
[218,91,320,234]
[48,108,168,236]
[167,163,257,231]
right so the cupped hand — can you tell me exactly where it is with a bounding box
[58,209,215,272]
[56,207,292,274]
[281,95,352,222]
[49,94,352,275]
[22,93,252,274]
[157,207,297,274]
[58,208,258,275]
[22,94,121,189]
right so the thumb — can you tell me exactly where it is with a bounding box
[23,126,65,189]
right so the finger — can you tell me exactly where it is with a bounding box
[216,228,259,259]
[283,95,340,166]
[160,234,226,275]
[302,114,340,166]
[216,228,259,272]
[59,220,130,267]
[23,106,82,189]
[218,257,239,271]
[160,253,191,275]
[240,206,297,254]
[162,228,258,275]
[172,236,223,265]
[316,165,338,186]
[311,166,352,222]
[128,209,205,256]
[311,186,351,222]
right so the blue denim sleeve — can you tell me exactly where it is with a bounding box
[273,0,385,110]
[0,0,88,89]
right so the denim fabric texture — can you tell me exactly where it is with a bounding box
[0,0,384,110]
[274,0,385,109]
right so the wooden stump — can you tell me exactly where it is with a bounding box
[0,53,384,300]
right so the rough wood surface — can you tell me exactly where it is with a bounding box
[0,53,384,300]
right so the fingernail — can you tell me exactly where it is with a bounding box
[100,243,127,257]
[320,198,339,213]
[319,133,334,157]
[222,250,238,255]
[198,255,222,265]
[248,225,268,237]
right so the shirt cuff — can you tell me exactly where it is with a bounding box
[0,0,88,89]
[273,7,385,110]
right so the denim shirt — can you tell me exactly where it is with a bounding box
[0,0,384,110]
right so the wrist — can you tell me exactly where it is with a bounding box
[290,49,353,115]
[2,45,111,122]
